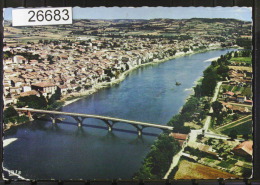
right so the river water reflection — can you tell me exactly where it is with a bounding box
[4,49,236,179]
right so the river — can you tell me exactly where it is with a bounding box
[3,48,236,180]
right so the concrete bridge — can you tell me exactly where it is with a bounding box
[16,108,174,136]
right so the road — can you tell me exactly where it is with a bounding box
[163,139,188,179]
[203,81,222,132]
[211,81,223,103]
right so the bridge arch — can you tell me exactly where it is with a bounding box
[26,111,57,123]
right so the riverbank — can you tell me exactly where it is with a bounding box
[61,46,232,107]
[133,48,239,179]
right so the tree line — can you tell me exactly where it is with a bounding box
[4,89,64,125]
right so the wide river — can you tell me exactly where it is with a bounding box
[4,49,236,180]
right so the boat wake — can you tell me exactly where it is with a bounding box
[203,57,220,62]
[184,88,193,91]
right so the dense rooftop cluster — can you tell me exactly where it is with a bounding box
[3,18,251,106]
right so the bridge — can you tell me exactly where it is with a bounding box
[16,108,174,136]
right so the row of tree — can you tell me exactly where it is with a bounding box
[194,53,231,98]
[133,134,181,179]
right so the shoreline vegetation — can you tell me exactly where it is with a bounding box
[3,46,235,131]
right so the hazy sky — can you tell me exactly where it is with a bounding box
[4,7,252,21]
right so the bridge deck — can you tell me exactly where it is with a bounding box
[16,108,174,130]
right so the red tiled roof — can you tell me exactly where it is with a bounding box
[31,82,56,87]
[20,90,39,97]
[224,91,234,96]
[233,141,253,156]
[169,133,188,140]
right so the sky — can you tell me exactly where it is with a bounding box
[4,7,252,22]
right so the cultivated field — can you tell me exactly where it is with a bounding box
[174,160,239,179]
[228,66,252,72]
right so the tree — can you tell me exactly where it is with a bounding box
[212,101,223,117]
[48,88,62,105]
[3,51,14,59]
[17,95,48,109]
[76,86,81,92]
[216,114,224,125]
[229,129,238,140]
[183,48,189,53]
[47,55,55,64]
[181,97,199,114]
[199,111,206,121]
[135,134,181,178]
[3,106,19,123]
[242,134,249,140]
[203,102,210,111]
[227,108,232,115]
[234,51,238,58]
[201,72,218,96]
[232,113,239,121]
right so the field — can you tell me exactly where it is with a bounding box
[174,160,239,179]
[216,115,251,129]
[221,85,251,97]
[221,84,234,91]
[228,66,252,72]
[230,57,251,64]
[221,120,252,136]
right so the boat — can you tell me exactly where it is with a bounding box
[175,81,181,86]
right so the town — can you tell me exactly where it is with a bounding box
[3,18,251,107]
[3,18,253,179]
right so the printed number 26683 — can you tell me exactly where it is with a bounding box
[28,9,70,22]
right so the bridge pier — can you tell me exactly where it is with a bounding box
[72,116,86,127]
[49,115,56,124]
[101,119,113,132]
[27,111,34,121]
[133,125,144,136]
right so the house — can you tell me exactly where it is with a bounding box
[13,55,28,64]
[237,95,246,103]
[20,90,40,97]
[31,82,57,97]
[192,142,218,158]
[230,106,250,114]
[58,85,68,96]
[233,141,253,158]
[169,133,188,147]
[222,91,234,98]
[244,99,253,105]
